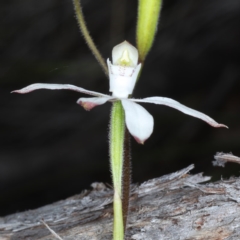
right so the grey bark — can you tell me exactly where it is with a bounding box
[1,164,240,240]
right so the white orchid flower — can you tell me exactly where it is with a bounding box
[13,41,227,144]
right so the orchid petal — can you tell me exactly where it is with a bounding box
[121,99,153,144]
[12,83,110,98]
[133,97,228,128]
[77,97,113,111]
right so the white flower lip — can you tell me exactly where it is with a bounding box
[108,59,141,98]
[109,41,141,98]
[12,83,228,144]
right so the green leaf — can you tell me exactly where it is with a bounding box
[137,0,162,62]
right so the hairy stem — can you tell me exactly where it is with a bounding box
[72,0,108,75]
[110,101,125,240]
[122,129,131,231]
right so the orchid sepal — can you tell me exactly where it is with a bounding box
[121,99,153,144]
[133,97,228,129]
[11,83,110,98]
[12,82,227,144]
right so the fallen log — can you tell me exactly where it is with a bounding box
[1,164,240,240]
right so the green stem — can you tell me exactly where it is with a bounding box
[72,0,108,76]
[110,101,125,240]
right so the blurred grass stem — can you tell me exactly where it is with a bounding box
[72,0,108,76]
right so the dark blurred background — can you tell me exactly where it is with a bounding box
[1,0,240,216]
